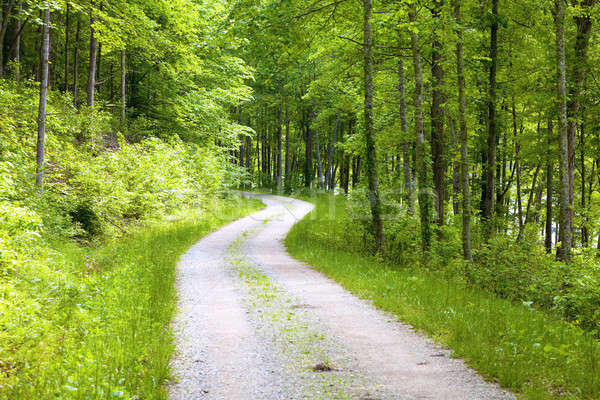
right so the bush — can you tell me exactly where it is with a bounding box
[473,228,555,300]
[69,201,101,237]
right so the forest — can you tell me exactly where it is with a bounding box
[1,0,600,398]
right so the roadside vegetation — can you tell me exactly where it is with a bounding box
[1,197,261,399]
[286,194,600,399]
[0,0,256,397]
[0,78,261,397]
[0,74,260,398]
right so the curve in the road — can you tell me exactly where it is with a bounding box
[169,194,514,400]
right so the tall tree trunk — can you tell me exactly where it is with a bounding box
[555,0,571,262]
[544,118,554,254]
[449,116,460,216]
[483,0,499,236]
[409,3,432,253]
[73,17,80,107]
[314,128,325,190]
[87,1,98,107]
[341,120,350,194]
[402,145,413,215]
[265,131,269,183]
[304,119,313,187]
[516,158,523,232]
[291,151,297,175]
[64,2,70,92]
[260,131,264,185]
[12,0,22,83]
[430,0,446,228]
[245,135,251,172]
[341,153,350,194]
[284,104,291,192]
[567,4,593,243]
[256,133,261,184]
[363,0,385,253]
[580,109,588,245]
[398,58,414,215]
[352,156,361,188]
[237,113,244,168]
[277,102,283,193]
[267,132,272,182]
[121,49,126,122]
[36,4,51,193]
[455,0,472,261]
[331,160,338,189]
[325,114,340,190]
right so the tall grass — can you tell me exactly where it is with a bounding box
[285,194,600,399]
[1,196,263,400]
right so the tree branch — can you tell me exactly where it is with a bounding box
[295,0,348,19]
[338,35,363,46]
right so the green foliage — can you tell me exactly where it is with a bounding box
[473,226,558,301]
[0,80,239,241]
[69,200,101,237]
[0,69,261,398]
[554,255,600,333]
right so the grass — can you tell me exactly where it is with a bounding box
[285,194,600,400]
[0,196,263,400]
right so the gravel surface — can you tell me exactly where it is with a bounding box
[169,194,515,400]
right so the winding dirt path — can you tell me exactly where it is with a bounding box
[169,194,514,400]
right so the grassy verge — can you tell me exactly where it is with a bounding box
[285,194,600,400]
[0,196,263,400]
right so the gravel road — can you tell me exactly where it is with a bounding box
[169,194,515,400]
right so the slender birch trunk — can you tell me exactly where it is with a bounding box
[555,0,571,262]
[87,1,98,106]
[121,49,126,122]
[36,4,51,193]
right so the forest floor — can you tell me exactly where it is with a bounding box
[168,194,514,400]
